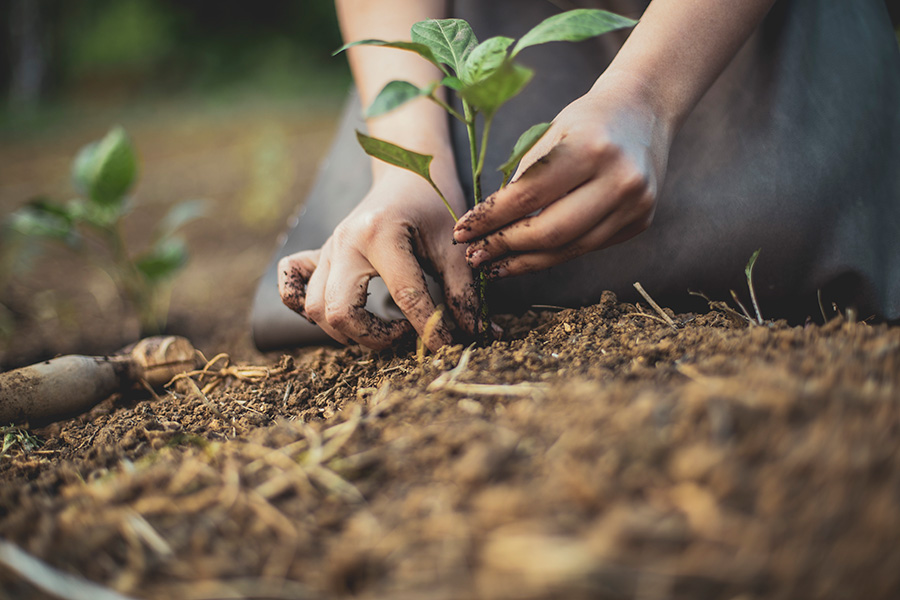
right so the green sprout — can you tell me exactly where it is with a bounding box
[337,9,637,342]
[0,424,43,459]
[5,127,203,335]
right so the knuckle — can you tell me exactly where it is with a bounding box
[633,190,656,218]
[393,285,430,316]
[637,209,655,232]
[619,167,651,197]
[583,136,614,162]
[511,187,542,213]
[533,222,567,248]
[560,243,584,262]
[305,297,325,323]
[325,304,354,330]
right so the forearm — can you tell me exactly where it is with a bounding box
[335,0,456,181]
[600,0,777,132]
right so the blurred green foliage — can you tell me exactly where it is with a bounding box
[5,127,204,334]
[0,0,349,109]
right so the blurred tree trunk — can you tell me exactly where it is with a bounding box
[7,0,46,112]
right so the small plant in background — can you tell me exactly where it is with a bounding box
[5,126,203,335]
[338,9,637,341]
[0,424,43,459]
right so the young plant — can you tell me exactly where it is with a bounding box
[338,9,637,341]
[5,127,203,335]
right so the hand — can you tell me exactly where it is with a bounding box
[452,76,674,278]
[278,169,475,351]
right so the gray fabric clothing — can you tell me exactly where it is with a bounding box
[252,0,900,351]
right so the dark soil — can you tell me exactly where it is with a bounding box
[2,103,900,600]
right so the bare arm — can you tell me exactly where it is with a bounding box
[335,0,457,182]
[604,0,776,131]
[453,0,778,276]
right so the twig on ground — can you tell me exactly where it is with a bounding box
[688,290,750,326]
[168,352,290,396]
[629,312,676,327]
[0,540,139,600]
[428,346,547,399]
[530,304,568,311]
[417,305,445,363]
[124,510,174,557]
[817,289,829,323]
[730,290,757,326]
[632,282,678,329]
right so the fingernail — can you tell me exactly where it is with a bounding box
[489,266,509,280]
[467,249,489,267]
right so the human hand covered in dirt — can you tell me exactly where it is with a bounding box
[452,75,673,279]
[278,167,476,351]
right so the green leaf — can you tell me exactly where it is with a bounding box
[461,36,513,84]
[440,76,463,91]
[66,197,119,229]
[72,141,99,197]
[71,126,138,209]
[459,61,533,118]
[7,199,79,244]
[334,39,444,72]
[411,18,477,74]
[511,9,637,57]
[498,122,552,186]
[366,80,431,119]
[355,131,458,221]
[745,248,761,279]
[356,131,435,185]
[136,237,188,283]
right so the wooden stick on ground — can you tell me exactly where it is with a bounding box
[632,282,678,330]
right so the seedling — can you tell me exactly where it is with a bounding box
[338,9,637,341]
[0,424,43,459]
[5,127,203,335]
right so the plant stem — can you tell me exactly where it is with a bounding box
[463,102,481,207]
[103,223,160,335]
[462,100,491,343]
[428,94,466,123]
[430,184,459,221]
[474,115,493,187]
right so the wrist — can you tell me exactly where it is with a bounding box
[587,69,679,141]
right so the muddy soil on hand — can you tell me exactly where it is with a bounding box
[2,104,900,600]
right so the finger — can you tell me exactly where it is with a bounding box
[303,254,352,346]
[323,249,414,350]
[430,242,477,337]
[278,250,320,320]
[486,201,654,278]
[368,235,453,351]
[464,177,619,268]
[453,142,594,243]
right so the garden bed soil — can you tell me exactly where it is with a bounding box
[1,294,899,599]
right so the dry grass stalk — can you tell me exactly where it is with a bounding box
[632,282,678,329]
[428,347,548,399]
[628,312,676,327]
[417,305,445,363]
[730,290,757,326]
[0,539,138,600]
[168,352,291,396]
